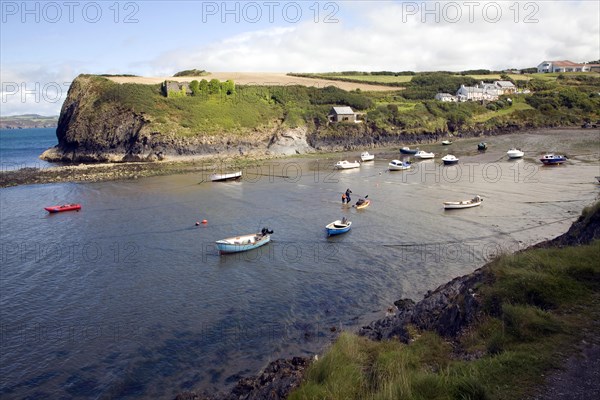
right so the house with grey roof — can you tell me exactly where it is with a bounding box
[328,106,357,123]
[494,80,517,94]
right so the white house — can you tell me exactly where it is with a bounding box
[537,60,596,73]
[456,83,499,102]
[434,93,458,102]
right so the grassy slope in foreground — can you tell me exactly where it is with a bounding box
[290,203,600,400]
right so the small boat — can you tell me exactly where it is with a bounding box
[507,148,524,159]
[477,142,487,151]
[335,160,361,169]
[326,219,352,236]
[442,140,453,145]
[414,150,435,159]
[216,228,273,254]
[540,154,567,165]
[444,195,483,210]
[360,152,375,161]
[211,171,242,182]
[355,199,371,210]
[44,204,81,213]
[388,160,412,171]
[400,146,419,155]
[441,155,459,165]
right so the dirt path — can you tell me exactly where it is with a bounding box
[107,72,400,91]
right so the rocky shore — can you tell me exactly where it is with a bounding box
[173,202,600,400]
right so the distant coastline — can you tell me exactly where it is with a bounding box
[0,114,58,129]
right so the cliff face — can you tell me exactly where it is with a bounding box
[40,76,313,163]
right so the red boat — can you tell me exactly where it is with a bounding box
[44,204,82,213]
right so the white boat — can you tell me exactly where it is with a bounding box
[335,160,361,169]
[444,195,483,210]
[507,148,524,159]
[441,155,459,165]
[325,219,352,236]
[360,152,374,161]
[388,159,412,171]
[414,150,435,159]
[216,228,273,254]
[211,171,242,182]
[442,140,453,145]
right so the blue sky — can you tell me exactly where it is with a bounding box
[1,0,599,115]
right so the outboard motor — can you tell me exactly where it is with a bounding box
[261,227,274,235]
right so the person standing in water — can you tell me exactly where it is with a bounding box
[345,188,352,203]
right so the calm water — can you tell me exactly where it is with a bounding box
[1,130,599,398]
[0,128,58,170]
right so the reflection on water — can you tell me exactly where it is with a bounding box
[1,130,599,398]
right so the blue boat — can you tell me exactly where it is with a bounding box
[216,228,272,254]
[540,154,567,165]
[400,146,419,155]
[326,219,352,236]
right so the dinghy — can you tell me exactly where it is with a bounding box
[44,204,81,213]
[326,219,352,236]
[444,195,483,210]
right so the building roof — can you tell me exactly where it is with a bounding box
[330,106,355,115]
[459,85,485,93]
[495,80,516,88]
[549,60,583,67]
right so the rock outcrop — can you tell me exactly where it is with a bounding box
[40,76,316,163]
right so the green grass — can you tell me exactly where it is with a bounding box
[472,101,534,123]
[290,237,600,400]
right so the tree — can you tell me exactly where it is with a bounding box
[208,79,221,94]
[189,80,200,96]
[221,79,236,95]
[199,79,209,94]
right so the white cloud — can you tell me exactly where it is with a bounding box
[2,1,599,115]
[148,1,600,74]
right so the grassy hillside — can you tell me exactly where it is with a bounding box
[79,72,600,139]
[290,217,600,399]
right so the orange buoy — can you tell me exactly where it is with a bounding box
[202,219,208,224]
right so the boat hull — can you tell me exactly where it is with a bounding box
[414,151,434,159]
[400,147,418,155]
[442,160,459,165]
[44,204,81,213]
[540,159,566,165]
[507,150,524,159]
[389,160,411,171]
[326,220,352,236]
[444,202,482,209]
[360,152,374,161]
[211,171,242,182]
[444,196,483,209]
[216,234,271,254]
[335,161,361,169]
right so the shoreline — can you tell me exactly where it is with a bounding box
[2,127,595,189]
[177,201,600,400]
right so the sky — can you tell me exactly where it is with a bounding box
[1,0,599,116]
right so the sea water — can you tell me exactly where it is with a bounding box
[1,130,599,398]
[0,128,58,170]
